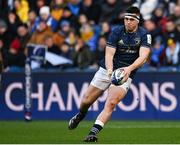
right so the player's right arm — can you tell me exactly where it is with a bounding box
[105,46,116,77]
[105,27,119,77]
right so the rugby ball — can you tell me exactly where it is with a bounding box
[111,69,125,86]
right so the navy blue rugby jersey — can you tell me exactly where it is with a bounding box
[99,25,151,78]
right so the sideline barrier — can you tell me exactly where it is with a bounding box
[0,70,180,120]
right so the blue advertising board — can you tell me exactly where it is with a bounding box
[0,71,180,120]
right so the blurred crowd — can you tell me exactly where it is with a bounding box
[0,0,180,72]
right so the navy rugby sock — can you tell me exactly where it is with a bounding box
[89,124,103,135]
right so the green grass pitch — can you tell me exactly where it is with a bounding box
[0,120,180,144]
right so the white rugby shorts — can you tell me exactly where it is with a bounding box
[90,67,132,93]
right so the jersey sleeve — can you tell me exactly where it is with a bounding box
[141,33,152,49]
[106,27,119,49]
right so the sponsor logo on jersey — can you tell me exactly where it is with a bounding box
[118,39,124,45]
[134,37,141,45]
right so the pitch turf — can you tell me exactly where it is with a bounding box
[0,120,180,144]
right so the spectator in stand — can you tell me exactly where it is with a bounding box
[137,0,158,20]
[27,0,45,13]
[67,0,81,16]
[111,11,124,26]
[79,0,101,24]
[50,0,67,21]
[92,35,107,68]
[0,19,13,54]
[60,42,73,59]
[27,10,37,33]
[120,0,133,10]
[28,21,54,45]
[34,0,46,14]
[0,0,10,18]
[100,21,111,39]
[32,6,58,32]
[72,38,93,69]
[172,5,180,20]
[164,37,180,66]
[44,36,72,68]
[77,14,88,31]
[99,0,121,24]
[4,23,30,62]
[80,23,98,52]
[44,35,61,55]
[16,23,31,53]
[144,19,164,43]
[150,36,165,67]
[152,4,167,34]
[164,18,177,42]
[60,6,78,31]
[3,38,26,71]
[53,20,71,49]
[7,11,21,38]
[112,0,134,25]
[0,18,6,74]
[13,0,29,23]
[65,30,77,47]
[59,42,73,69]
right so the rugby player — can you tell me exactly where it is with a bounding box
[68,6,151,142]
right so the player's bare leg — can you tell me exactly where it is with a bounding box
[68,85,103,130]
[97,85,126,123]
[84,85,126,142]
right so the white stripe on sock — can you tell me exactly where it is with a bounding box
[91,127,99,134]
[95,120,104,127]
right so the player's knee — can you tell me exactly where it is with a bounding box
[106,99,118,111]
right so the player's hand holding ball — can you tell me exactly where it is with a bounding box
[111,67,131,86]
[111,68,125,86]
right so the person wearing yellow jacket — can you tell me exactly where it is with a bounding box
[14,0,29,23]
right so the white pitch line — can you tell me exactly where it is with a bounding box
[81,124,180,129]
[105,125,180,129]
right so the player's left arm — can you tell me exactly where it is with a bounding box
[123,47,151,81]
[130,46,150,70]
[123,33,152,81]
